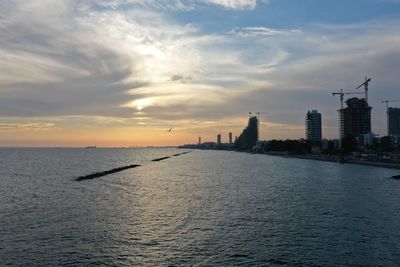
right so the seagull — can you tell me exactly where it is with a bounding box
[167,128,173,132]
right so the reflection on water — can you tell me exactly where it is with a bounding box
[0,148,399,265]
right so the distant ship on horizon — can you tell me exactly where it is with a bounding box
[85,146,97,149]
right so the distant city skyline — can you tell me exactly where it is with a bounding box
[1,0,400,146]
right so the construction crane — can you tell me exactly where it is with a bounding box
[255,112,265,120]
[381,100,400,110]
[355,76,372,104]
[381,100,400,135]
[332,89,363,109]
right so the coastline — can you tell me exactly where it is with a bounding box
[261,151,400,170]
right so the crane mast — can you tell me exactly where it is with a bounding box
[356,76,371,104]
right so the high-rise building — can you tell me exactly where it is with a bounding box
[198,137,201,145]
[388,107,400,136]
[217,134,221,146]
[305,110,322,142]
[229,132,233,144]
[235,116,258,149]
[339,97,372,139]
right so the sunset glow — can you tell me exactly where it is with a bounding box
[1,0,400,146]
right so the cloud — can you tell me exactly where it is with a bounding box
[0,0,206,117]
[89,0,194,11]
[171,75,192,81]
[123,20,400,138]
[222,21,400,137]
[204,0,258,10]
[0,122,60,132]
[90,0,261,10]
[1,0,400,142]
[229,26,302,37]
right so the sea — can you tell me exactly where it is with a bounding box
[1,148,400,266]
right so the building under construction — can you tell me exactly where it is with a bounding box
[338,97,372,139]
[235,116,258,149]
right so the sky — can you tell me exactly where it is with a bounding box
[1,0,400,147]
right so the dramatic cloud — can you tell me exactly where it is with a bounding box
[0,0,205,117]
[0,0,399,145]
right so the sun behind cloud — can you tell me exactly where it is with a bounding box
[0,0,399,146]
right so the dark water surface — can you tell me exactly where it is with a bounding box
[1,148,400,266]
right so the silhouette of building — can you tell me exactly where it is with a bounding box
[339,97,372,139]
[217,134,221,146]
[198,137,201,145]
[305,110,322,142]
[229,132,233,144]
[388,107,400,136]
[235,116,258,149]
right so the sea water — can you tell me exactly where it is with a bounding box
[1,148,399,265]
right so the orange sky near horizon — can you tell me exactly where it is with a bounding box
[1,0,395,147]
[0,117,322,147]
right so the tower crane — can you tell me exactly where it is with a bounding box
[332,89,363,110]
[381,100,400,135]
[381,100,400,110]
[355,76,372,104]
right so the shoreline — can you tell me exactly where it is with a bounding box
[261,151,400,170]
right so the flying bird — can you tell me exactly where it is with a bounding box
[167,128,173,132]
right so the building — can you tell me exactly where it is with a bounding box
[358,132,378,147]
[305,110,322,142]
[198,137,201,145]
[229,132,233,144]
[339,97,372,139]
[235,116,258,149]
[217,134,221,146]
[388,107,400,136]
